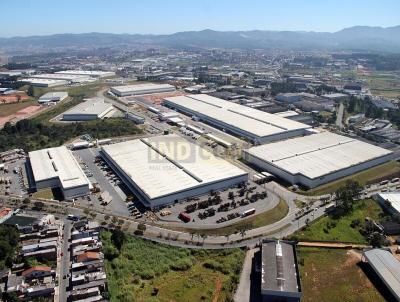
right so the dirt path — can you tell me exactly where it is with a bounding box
[212,278,222,302]
[298,241,369,249]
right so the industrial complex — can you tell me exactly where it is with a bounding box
[62,98,114,121]
[100,134,248,208]
[242,132,393,188]
[163,94,311,143]
[110,83,176,97]
[27,146,91,199]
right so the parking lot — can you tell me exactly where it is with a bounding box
[0,157,28,197]
[155,179,279,228]
[73,148,146,218]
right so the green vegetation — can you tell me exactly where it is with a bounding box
[298,247,385,302]
[32,83,104,123]
[101,230,245,302]
[291,199,384,244]
[32,188,56,200]
[0,118,142,152]
[178,199,289,236]
[302,161,400,196]
[0,225,19,269]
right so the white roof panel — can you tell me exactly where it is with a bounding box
[246,132,393,179]
[164,94,310,138]
[63,98,114,116]
[101,134,247,199]
[29,146,90,189]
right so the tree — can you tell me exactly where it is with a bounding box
[27,85,34,97]
[137,223,146,232]
[369,232,385,247]
[32,201,45,211]
[111,229,126,250]
[22,198,30,205]
[334,180,362,216]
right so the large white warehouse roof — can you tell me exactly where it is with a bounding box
[29,146,90,190]
[244,132,393,180]
[163,94,310,143]
[101,134,247,206]
[62,98,114,120]
[110,83,175,97]
[55,70,115,78]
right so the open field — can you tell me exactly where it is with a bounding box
[291,199,385,244]
[361,72,400,99]
[298,247,386,302]
[32,83,105,123]
[169,199,289,236]
[0,100,37,117]
[102,231,245,302]
[301,161,400,196]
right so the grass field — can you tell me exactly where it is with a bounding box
[361,73,400,99]
[32,83,105,123]
[298,247,385,302]
[174,199,289,236]
[102,231,245,302]
[0,100,37,117]
[301,161,400,196]
[291,199,385,244]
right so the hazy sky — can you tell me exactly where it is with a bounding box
[1,0,400,37]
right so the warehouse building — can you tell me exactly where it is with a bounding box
[62,98,114,121]
[100,134,248,208]
[18,78,68,87]
[163,94,310,144]
[30,73,92,83]
[259,240,302,302]
[110,83,175,97]
[55,70,115,78]
[27,146,91,199]
[362,248,400,301]
[375,192,400,216]
[243,132,393,188]
[38,92,68,104]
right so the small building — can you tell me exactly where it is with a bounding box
[27,146,91,199]
[362,248,400,301]
[260,240,302,302]
[21,266,52,279]
[276,93,301,103]
[62,98,114,121]
[38,92,68,104]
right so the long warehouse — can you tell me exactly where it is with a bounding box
[110,83,176,97]
[242,132,393,188]
[363,248,400,301]
[62,98,114,121]
[163,94,310,144]
[100,134,248,208]
[27,146,91,199]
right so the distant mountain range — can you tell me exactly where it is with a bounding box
[1,26,400,53]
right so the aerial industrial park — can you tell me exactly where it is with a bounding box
[1,1,400,302]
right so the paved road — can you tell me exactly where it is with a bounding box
[75,148,129,217]
[59,218,72,302]
[234,248,258,302]
[336,102,345,129]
